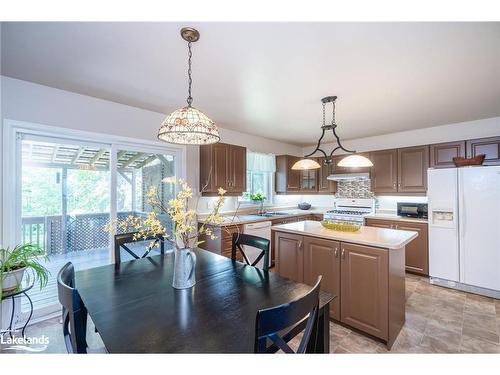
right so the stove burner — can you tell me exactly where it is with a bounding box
[327,210,367,216]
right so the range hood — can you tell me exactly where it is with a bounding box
[327,172,370,181]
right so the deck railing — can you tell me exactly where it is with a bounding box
[21,212,172,255]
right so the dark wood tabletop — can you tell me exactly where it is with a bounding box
[75,248,334,353]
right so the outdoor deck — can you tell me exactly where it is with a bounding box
[22,244,171,312]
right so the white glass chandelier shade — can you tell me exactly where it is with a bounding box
[337,154,374,168]
[158,106,220,145]
[291,158,321,170]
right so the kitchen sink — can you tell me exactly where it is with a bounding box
[255,212,288,217]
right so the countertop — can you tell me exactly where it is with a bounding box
[198,208,328,226]
[364,213,428,224]
[271,220,418,249]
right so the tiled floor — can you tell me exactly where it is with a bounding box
[325,273,500,353]
[3,273,500,353]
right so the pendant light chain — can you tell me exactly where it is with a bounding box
[322,102,326,127]
[331,99,336,126]
[186,41,193,107]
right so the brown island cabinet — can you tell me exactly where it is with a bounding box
[272,220,417,349]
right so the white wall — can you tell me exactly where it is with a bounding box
[302,117,500,156]
[0,76,302,242]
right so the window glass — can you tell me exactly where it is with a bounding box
[240,152,275,204]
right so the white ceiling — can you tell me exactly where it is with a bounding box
[2,22,499,146]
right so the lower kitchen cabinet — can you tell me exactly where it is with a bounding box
[340,243,388,340]
[365,218,429,276]
[275,232,304,282]
[303,237,340,320]
[273,230,406,347]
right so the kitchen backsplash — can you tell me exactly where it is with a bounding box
[335,178,375,199]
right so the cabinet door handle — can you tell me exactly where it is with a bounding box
[334,247,339,258]
[298,240,303,250]
[393,182,396,189]
[341,248,345,259]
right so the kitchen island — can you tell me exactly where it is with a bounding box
[271,220,418,349]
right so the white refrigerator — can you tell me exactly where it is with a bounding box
[428,166,500,297]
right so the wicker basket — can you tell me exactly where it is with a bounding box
[452,154,485,167]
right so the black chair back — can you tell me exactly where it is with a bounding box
[57,262,88,354]
[231,233,270,271]
[114,232,165,266]
[254,276,322,353]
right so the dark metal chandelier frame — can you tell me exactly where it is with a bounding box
[304,96,356,164]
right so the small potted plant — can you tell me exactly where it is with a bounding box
[0,244,50,300]
[250,192,267,214]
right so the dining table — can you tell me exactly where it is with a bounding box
[75,248,334,353]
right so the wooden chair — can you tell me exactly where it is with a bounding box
[231,233,270,271]
[57,262,88,354]
[114,232,165,266]
[254,276,322,354]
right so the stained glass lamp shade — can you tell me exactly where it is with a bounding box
[158,106,220,145]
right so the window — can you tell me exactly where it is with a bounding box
[240,151,275,204]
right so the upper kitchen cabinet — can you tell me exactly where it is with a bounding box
[466,136,500,165]
[227,144,247,193]
[430,141,466,168]
[199,142,246,195]
[397,145,429,193]
[318,157,337,193]
[300,166,318,193]
[275,155,304,193]
[370,149,398,194]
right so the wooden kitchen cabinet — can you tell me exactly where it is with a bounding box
[303,237,340,320]
[318,157,337,193]
[275,155,302,193]
[370,149,398,193]
[430,141,466,168]
[274,231,304,282]
[227,144,247,193]
[300,165,318,192]
[395,222,428,275]
[274,230,405,347]
[199,143,246,195]
[340,243,389,341]
[198,223,243,260]
[466,136,500,165]
[397,146,429,193]
[365,218,393,229]
[365,218,429,276]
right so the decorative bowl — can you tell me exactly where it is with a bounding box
[298,202,311,210]
[452,154,485,167]
[320,220,361,232]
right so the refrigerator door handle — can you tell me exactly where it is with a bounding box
[458,169,465,282]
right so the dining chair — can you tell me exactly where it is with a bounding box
[57,262,88,354]
[114,232,165,266]
[254,276,322,353]
[231,233,270,271]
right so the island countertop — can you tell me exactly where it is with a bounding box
[271,220,418,249]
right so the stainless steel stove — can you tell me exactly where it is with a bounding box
[324,198,375,224]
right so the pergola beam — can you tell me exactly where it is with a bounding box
[135,154,157,169]
[51,145,60,162]
[71,147,85,165]
[121,152,145,169]
[90,148,106,166]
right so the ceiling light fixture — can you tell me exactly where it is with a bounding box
[158,27,220,145]
[292,96,373,170]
